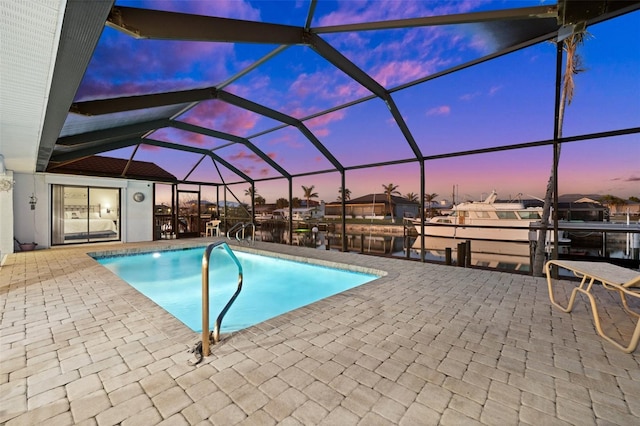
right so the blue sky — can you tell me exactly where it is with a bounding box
[71,0,640,204]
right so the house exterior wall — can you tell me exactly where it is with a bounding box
[12,173,47,252]
[395,202,420,220]
[0,171,15,260]
[11,173,154,250]
[123,180,154,242]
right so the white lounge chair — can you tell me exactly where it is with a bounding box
[545,260,640,353]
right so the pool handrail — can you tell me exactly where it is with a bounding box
[201,241,244,357]
[226,222,245,239]
[236,222,255,244]
[226,221,255,244]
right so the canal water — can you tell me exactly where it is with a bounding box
[254,227,638,273]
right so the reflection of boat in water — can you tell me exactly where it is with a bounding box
[411,190,570,247]
[411,236,531,272]
[411,236,531,256]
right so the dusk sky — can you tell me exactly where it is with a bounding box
[68,0,640,205]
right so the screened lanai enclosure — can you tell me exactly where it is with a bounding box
[33,0,639,267]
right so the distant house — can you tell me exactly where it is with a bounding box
[517,195,608,222]
[557,201,608,221]
[325,194,419,221]
[272,203,325,221]
[605,201,640,217]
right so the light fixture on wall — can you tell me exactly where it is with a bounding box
[105,203,111,214]
[0,178,14,192]
[29,194,38,210]
[0,154,15,192]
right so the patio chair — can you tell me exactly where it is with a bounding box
[545,259,640,353]
[205,220,221,237]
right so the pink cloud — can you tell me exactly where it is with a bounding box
[314,1,497,91]
[77,38,234,101]
[264,132,304,150]
[372,60,438,88]
[460,91,481,101]
[128,0,261,20]
[488,85,503,96]
[313,128,330,138]
[303,109,347,138]
[139,144,162,152]
[183,100,259,135]
[286,71,366,114]
[317,0,419,27]
[316,0,484,27]
[306,110,346,127]
[426,105,451,116]
[227,150,265,164]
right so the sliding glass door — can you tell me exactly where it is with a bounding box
[51,185,121,245]
[176,189,201,238]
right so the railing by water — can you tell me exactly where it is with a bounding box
[201,241,243,357]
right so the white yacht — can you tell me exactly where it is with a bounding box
[412,191,570,246]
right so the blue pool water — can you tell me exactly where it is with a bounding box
[96,247,379,333]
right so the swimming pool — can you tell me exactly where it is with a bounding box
[96,247,379,333]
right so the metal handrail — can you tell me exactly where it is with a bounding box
[226,221,255,244]
[235,222,255,244]
[201,241,243,357]
[226,222,245,239]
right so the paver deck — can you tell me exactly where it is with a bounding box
[1,239,639,425]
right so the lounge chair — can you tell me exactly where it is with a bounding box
[545,260,640,353]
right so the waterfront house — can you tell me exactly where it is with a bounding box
[325,194,420,221]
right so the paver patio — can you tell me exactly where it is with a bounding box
[1,239,639,425]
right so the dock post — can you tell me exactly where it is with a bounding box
[457,242,466,267]
[465,240,471,268]
[445,247,452,265]
[405,235,410,259]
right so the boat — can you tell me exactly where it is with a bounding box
[411,190,571,247]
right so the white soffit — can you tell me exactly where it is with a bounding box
[0,0,66,172]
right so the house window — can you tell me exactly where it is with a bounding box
[51,185,120,245]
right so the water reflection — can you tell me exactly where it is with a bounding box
[254,227,637,273]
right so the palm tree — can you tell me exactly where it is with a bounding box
[423,193,438,218]
[404,192,419,203]
[382,183,400,222]
[338,187,351,201]
[301,185,318,208]
[244,186,256,200]
[244,186,265,206]
[533,32,589,276]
